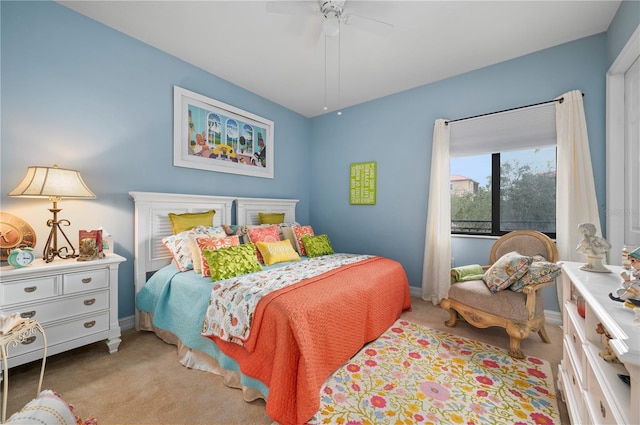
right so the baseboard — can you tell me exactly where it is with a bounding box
[119,315,135,331]
[544,309,562,326]
[409,285,563,325]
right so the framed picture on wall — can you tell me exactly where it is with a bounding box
[350,161,377,205]
[173,86,274,178]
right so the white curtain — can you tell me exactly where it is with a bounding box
[555,90,602,305]
[421,119,451,304]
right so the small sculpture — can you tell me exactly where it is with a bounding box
[576,222,611,273]
[611,247,640,321]
[595,323,621,364]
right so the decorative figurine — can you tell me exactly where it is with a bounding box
[77,237,98,261]
[576,222,612,273]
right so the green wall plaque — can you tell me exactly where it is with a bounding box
[350,161,376,205]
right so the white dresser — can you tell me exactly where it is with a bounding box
[0,254,125,379]
[558,261,640,425]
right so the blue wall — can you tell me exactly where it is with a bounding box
[0,1,311,319]
[2,1,638,318]
[309,33,608,312]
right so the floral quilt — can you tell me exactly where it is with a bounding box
[201,253,372,345]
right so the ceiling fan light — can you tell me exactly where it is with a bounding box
[323,15,340,37]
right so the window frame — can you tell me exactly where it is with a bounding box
[451,151,556,239]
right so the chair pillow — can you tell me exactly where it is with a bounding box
[203,243,262,281]
[510,260,561,292]
[301,234,334,257]
[483,251,532,293]
[6,390,86,425]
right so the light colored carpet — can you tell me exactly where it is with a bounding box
[3,296,568,424]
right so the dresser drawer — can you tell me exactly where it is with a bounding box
[1,276,59,304]
[561,346,586,425]
[3,311,109,359]
[63,269,108,294]
[2,291,109,324]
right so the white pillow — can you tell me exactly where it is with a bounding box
[6,390,77,425]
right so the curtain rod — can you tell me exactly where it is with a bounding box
[444,92,585,126]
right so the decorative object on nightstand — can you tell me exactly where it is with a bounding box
[78,229,102,261]
[7,246,36,268]
[9,165,96,263]
[0,212,36,261]
[1,319,47,423]
[575,222,612,273]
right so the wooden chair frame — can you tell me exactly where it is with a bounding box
[440,230,558,359]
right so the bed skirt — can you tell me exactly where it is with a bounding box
[138,312,267,404]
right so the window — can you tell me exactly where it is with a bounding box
[448,102,557,238]
[451,147,556,237]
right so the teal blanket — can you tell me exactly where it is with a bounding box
[135,264,269,394]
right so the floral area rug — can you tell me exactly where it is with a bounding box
[308,319,560,425]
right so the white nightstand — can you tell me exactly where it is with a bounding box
[0,254,125,379]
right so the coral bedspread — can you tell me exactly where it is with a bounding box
[204,255,411,425]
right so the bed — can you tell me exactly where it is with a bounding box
[130,191,412,425]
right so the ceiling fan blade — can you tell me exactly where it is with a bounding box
[265,1,320,17]
[342,13,394,36]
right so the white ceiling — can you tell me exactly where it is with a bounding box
[58,1,620,118]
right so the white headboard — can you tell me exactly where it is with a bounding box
[235,197,299,225]
[129,191,234,294]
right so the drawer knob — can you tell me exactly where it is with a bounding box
[572,334,576,343]
[20,311,36,319]
[82,277,92,284]
[84,298,96,306]
[23,286,37,293]
[21,336,36,345]
[600,401,606,418]
[84,321,96,328]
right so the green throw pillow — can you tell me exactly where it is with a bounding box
[301,234,334,257]
[258,212,285,224]
[203,243,262,281]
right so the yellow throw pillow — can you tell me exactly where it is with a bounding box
[258,212,285,224]
[256,240,301,266]
[168,210,215,234]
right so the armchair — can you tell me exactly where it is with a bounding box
[440,230,559,359]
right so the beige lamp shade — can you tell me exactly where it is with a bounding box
[9,165,96,199]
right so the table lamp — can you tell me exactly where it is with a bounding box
[9,165,96,262]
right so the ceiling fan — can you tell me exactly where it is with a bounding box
[266,0,394,40]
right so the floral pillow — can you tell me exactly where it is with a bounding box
[292,225,314,256]
[195,235,241,277]
[510,260,561,292]
[483,251,533,293]
[246,225,281,263]
[162,226,225,272]
[301,234,334,257]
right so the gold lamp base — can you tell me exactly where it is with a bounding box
[43,203,77,263]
